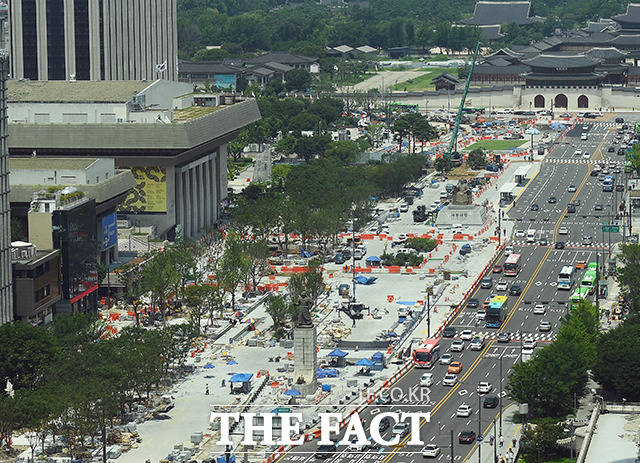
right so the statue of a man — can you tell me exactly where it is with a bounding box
[296,292,313,327]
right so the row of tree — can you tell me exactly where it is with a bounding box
[0,315,198,460]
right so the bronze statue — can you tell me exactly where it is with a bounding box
[296,292,314,327]
[451,180,473,205]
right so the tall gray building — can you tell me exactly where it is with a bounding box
[0,52,13,325]
[9,0,178,81]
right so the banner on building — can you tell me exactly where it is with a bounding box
[101,212,117,250]
[119,167,167,213]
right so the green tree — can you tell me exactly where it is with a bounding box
[519,420,566,463]
[218,232,251,311]
[593,318,640,400]
[615,243,640,312]
[116,262,146,326]
[143,250,180,325]
[325,140,362,164]
[184,284,209,333]
[265,294,293,332]
[288,257,325,309]
[285,68,312,92]
[467,148,488,170]
[294,134,331,163]
[435,156,453,173]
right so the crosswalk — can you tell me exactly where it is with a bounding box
[510,240,610,248]
[544,158,624,165]
[592,122,619,129]
[451,331,556,342]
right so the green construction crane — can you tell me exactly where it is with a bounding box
[446,41,481,160]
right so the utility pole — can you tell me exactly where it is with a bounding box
[478,389,482,463]
[450,429,454,463]
[427,289,432,337]
[499,355,503,438]
[493,420,497,463]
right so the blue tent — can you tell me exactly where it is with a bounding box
[366,255,381,263]
[328,348,348,358]
[203,363,215,369]
[354,275,377,285]
[284,389,301,396]
[550,122,566,130]
[356,358,375,367]
[371,352,384,361]
[229,373,253,383]
[317,368,339,378]
[226,360,238,365]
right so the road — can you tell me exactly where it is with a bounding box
[271,116,638,463]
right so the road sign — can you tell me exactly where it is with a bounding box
[477,435,483,442]
[602,225,620,233]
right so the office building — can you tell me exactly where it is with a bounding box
[0,52,11,325]
[6,79,261,239]
[9,0,178,81]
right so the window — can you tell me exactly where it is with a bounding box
[34,113,51,123]
[62,113,88,123]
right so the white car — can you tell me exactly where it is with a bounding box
[420,373,433,387]
[399,204,409,213]
[574,149,583,156]
[515,230,525,238]
[505,246,514,255]
[456,404,472,417]
[558,227,568,235]
[451,340,465,352]
[469,336,485,351]
[496,281,508,291]
[533,304,546,315]
[443,373,457,386]
[348,439,368,451]
[475,310,486,320]
[583,152,591,159]
[477,382,492,394]
[581,133,588,140]
[440,353,452,365]
[522,339,536,354]
[421,445,441,458]
[460,329,474,341]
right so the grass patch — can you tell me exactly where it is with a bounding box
[390,68,451,91]
[465,139,527,151]
[173,106,221,122]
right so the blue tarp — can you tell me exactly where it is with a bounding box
[396,301,416,305]
[371,352,384,360]
[328,348,348,358]
[284,389,301,396]
[203,363,215,369]
[356,358,375,367]
[229,373,253,383]
[317,368,339,378]
[217,456,236,463]
[226,360,238,365]
[354,275,377,285]
[550,122,566,130]
[366,255,381,263]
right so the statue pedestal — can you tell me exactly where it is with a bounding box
[436,204,488,227]
[293,325,317,395]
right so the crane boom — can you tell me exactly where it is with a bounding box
[446,41,481,159]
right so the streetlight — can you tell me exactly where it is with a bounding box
[478,385,482,463]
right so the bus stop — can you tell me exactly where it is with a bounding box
[514,165,533,186]
[499,183,519,205]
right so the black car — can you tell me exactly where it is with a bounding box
[467,298,479,309]
[342,249,352,259]
[443,326,456,338]
[497,332,510,343]
[315,444,338,459]
[379,417,391,433]
[567,204,576,213]
[616,117,625,123]
[334,253,347,264]
[459,430,476,444]
[616,184,625,192]
[509,284,522,296]
[608,146,616,152]
[590,169,600,177]
[555,241,565,249]
[548,196,557,204]
[481,276,493,289]
[618,148,626,156]
[483,395,499,408]
[530,204,539,211]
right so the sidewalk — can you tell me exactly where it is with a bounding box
[466,404,522,463]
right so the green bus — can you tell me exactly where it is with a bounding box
[570,286,590,308]
[587,262,599,273]
[390,102,419,112]
[580,271,597,295]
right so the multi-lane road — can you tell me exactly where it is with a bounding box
[273,116,637,463]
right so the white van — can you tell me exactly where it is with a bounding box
[526,229,536,243]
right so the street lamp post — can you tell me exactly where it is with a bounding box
[499,355,503,438]
[450,429,454,463]
[478,388,482,463]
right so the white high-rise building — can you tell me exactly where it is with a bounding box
[9,0,178,81]
[0,51,13,325]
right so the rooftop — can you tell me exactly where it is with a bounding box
[612,3,640,25]
[479,25,504,41]
[244,51,317,66]
[7,80,153,103]
[461,1,544,26]
[10,157,99,171]
[178,60,241,74]
[522,54,600,69]
[172,106,222,123]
